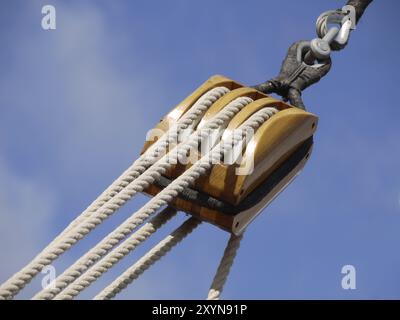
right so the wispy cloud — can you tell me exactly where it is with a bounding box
[0,156,55,279]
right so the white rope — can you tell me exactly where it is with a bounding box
[32,96,254,300]
[207,233,244,300]
[93,107,279,300]
[0,87,229,300]
[204,107,280,300]
[48,207,177,300]
[94,217,201,300]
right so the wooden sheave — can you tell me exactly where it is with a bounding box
[142,75,317,235]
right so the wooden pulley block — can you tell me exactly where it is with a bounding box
[142,75,317,235]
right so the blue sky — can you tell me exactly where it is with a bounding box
[0,0,399,299]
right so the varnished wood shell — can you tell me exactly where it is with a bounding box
[141,75,243,153]
[141,75,318,233]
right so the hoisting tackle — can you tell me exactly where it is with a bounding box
[142,75,317,235]
[0,0,373,300]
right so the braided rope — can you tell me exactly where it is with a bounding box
[94,217,201,300]
[203,107,280,300]
[52,207,177,300]
[32,97,254,300]
[207,233,244,300]
[93,107,278,300]
[0,86,229,300]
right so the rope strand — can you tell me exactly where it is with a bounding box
[94,217,201,300]
[53,207,177,300]
[207,233,244,300]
